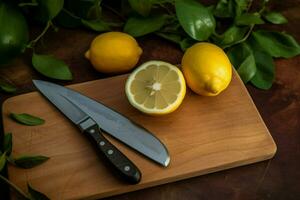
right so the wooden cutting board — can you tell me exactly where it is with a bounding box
[2,71,276,200]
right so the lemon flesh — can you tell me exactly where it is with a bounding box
[182,42,232,96]
[126,61,186,115]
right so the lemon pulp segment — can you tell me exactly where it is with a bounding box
[126,61,186,115]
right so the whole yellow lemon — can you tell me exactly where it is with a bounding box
[182,42,232,96]
[85,32,143,73]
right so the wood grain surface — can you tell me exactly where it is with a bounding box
[2,71,276,199]
[1,0,300,199]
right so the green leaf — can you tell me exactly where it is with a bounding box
[263,12,288,24]
[157,17,185,44]
[246,34,278,97]
[180,38,197,51]
[152,0,174,3]
[106,21,124,27]
[214,0,235,18]
[227,43,256,83]
[14,155,49,169]
[32,54,73,80]
[250,51,275,90]
[214,26,248,48]
[86,0,102,20]
[128,0,152,17]
[227,43,250,67]
[207,5,216,13]
[28,183,50,200]
[37,0,64,20]
[175,0,216,41]
[237,55,256,83]
[81,19,110,32]
[235,13,264,25]
[159,16,181,33]
[234,0,251,17]
[3,133,12,156]
[0,81,17,93]
[156,32,182,44]
[0,152,7,172]
[252,30,300,58]
[10,113,45,126]
[124,15,166,37]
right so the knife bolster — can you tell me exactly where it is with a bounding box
[78,117,97,131]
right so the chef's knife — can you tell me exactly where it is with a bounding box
[33,80,141,184]
[33,80,170,167]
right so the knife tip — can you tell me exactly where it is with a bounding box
[32,79,39,85]
[162,156,170,167]
[32,80,47,87]
[165,157,170,167]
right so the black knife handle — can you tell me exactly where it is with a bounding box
[84,124,141,184]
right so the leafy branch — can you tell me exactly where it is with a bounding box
[118,0,300,90]
[1,0,300,91]
[1,132,50,199]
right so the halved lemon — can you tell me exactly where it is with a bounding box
[125,60,186,115]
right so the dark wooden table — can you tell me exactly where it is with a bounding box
[1,1,300,199]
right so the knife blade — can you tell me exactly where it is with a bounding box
[33,80,141,184]
[33,80,170,167]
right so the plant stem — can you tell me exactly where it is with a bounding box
[259,6,266,14]
[50,22,59,32]
[246,0,254,11]
[157,3,174,15]
[241,24,254,41]
[0,174,30,199]
[33,21,51,44]
[102,4,125,21]
[224,0,268,49]
[224,2,267,50]
[18,2,38,7]
[63,8,81,19]
[27,21,52,49]
[0,75,14,86]
[224,25,254,49]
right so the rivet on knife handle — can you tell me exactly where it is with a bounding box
[84,123,142,184]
